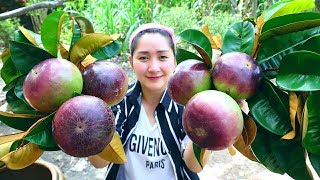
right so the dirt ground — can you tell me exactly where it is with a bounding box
[0,58,315,180]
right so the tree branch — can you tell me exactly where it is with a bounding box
[0,0,67,21]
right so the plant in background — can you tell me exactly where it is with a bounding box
[0,18,20,48]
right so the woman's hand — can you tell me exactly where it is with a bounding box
[88,155,110,168]
[183,141,212,173]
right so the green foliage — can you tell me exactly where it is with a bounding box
[0,18,20,48]
[60,0,241,55]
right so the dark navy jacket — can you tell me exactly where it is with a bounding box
[105,81,199,180]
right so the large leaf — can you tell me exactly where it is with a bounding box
[264,0,293,21]
[282,92,298,140]
[192,143,205,168]
[265,0,315,21]
[74,16,94,36]
[256,26,320,72]
[0,143,43,170]
[302,91,320,155]
[308,152,320,176]
[233,112,258,161]
[252,124,311,179]
[177,29,212,68]
[251,125,285,174]
[222,21,255,55]
[247,78,292,136]
[91,41,121,60]
[259,12,320,42]
[69,33,118,65]
[2,75,21,92]
[18,26,39,47]
[0,142,14,159]
[175,48,203,64]
[24,113,58,148]
[0,57,22,84]
[70,20,81,49]
[67,16,95,60]
[6,87,38,115]
[14,76,29,104]
[9,41,54,74]
[202,24,222,49]
[41,11,66,56]
[0,107,41,131]
[276,51,320,91]
[299,34,320,54]
[98,133,126,164]
[0,132,26,145]
[14,30,32,45]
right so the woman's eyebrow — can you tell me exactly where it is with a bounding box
[136,50,170,54]
[136,51,149,54]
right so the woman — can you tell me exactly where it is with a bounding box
[89,23,211,180]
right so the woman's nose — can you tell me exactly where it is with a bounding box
[148,59,160,72]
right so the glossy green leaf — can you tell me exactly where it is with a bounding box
[264,0,293,21]
[299,34,320,54]
[308,152,320,176]
[252,124,311,179]
[91,41,121,60]
[277,51,320,91]
[222,21,255,55]
[251,125,285,174]
[68,21,81,60]
[2,75,21,92]
[18,26,41,46]
[259,12,320,42]
[265,0,315,21]
[0,57,22,84]
[9,139,23,152]
[6,88,38,115]
[256,26,320,71]
[177,29,212,68]
[0,110,40,131]
[14,76,29,105]
[247,78,292,136]
[39,145,60,151]
[24,113,58,148]
[75,16,94,36]
[69,33,117,64]
[175,48,203,64]
[192,143,203,168]
[9,41,54,74]
[14,30,32,45]
[41,11,66,56]
[302,91,320,155]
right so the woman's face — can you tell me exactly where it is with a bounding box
[129,33,176,94]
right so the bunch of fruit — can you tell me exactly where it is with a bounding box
[0,11,128,170]
[168,52,262,150]
[23,58,128,157]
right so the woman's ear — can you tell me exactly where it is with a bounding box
[128,56,134,69]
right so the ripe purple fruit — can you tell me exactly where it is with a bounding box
[212,52,262,100]
[52,95,115,157]
[168,59,212,105]
[183,90,243,150]
[82,61,128,106]
[23,58,83,113]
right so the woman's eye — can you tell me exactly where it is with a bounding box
[160,55,168,60]
[139,57,148,61]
